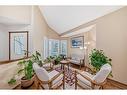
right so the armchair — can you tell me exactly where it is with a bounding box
[75,64,112,89]
[33,63,65,89]
[69,53,85,69]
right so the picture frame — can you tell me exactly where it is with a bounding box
[71,36,84,48]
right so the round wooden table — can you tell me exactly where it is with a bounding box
[60,60,70,71]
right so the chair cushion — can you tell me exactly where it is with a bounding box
[77,71,94,89]
[49,70,63,88]
[42,70,63,89]
[70,59,80,65]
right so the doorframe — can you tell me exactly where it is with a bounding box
[9,31,29,60]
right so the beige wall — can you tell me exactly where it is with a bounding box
[47,27,60,39]
[32,6,48,58]
[96,7,127,84]
[65,7,127,84]
[32,6,61,58]
[68,29,96,66]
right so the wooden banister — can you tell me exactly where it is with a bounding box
[0,57,31,65]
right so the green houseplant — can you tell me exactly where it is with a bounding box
[18,59,34,88]
[54,55,62,64]
[8,59,34,88]
[31,51,43,66]
[89,49,112,76]
[8,51,42,88]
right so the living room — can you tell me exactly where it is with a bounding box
[0,5,127,90]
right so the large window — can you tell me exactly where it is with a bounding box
[44,37,48,59]
[44,38,67,58]
[60,40,67,56]
[49,39,60,56]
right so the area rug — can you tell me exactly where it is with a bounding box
[55,67,75,86]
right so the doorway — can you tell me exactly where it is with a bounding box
[9,31,28,60]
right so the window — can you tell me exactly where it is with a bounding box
[44,37,48,59]
[49,39,59,56]
[60,40,67,56]
[44,38,67,58]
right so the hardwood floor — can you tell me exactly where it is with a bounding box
[14,78,127,89]
[14,64,127,89]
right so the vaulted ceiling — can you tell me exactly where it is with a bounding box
[39,6,123,34]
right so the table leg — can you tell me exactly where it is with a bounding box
[61,64,62,70]
[68,64,69,71]
[63,65,65,71]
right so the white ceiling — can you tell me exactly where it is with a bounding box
[61,24,95,37]
[39,6,123,34]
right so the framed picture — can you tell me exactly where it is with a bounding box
[71,36,84,48]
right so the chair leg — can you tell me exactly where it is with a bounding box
[75,70,77,89]
[100,85,104,89]
[63,71,65,89]
[79,64,81,70]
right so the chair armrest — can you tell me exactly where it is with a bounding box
[85,66,93,72]
[37,71,64,84]
[67,57,71,59]
[92,79,107,86]
[49,71,64,83]
[75,70,93,82]
[76,71,106,86]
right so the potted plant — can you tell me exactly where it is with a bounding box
[54,55,62,64]
[89,49,112,76]
[8,51,42,88]
[8,59,34,88]
[18,59,35,88]
[45,56,55,62]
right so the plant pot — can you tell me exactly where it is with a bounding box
[21,74,35,88]
[55,60,60,65]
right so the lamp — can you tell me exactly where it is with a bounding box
[79,41,90,69]
[79,46,87,68]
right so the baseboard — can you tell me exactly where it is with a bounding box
[107,78,127,88]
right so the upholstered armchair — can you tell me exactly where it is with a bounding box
[33,63,65,89]
[69,53,85,69]
[75,64,112,89]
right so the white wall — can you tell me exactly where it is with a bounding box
[0,24,9,61]
[7,24,33,56]
[0,6,61,61]
[0,6,32,24]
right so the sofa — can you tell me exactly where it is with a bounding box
[69,53,85,69]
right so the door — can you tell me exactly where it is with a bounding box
[9,32,28,60]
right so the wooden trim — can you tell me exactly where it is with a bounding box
[27,31,29,57]
[107,78,127,88]
[9,31,29,60]
[0,57,31,64]
[9,32,11,60]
